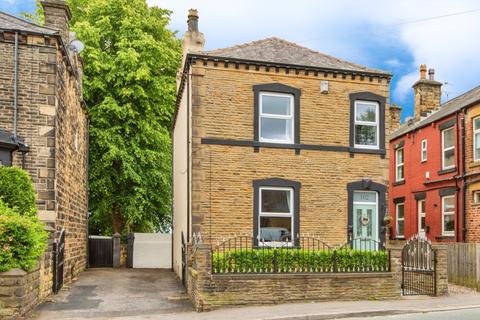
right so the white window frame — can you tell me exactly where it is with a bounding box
[474,190,480,205]
[418,200,426,235]
[395,148,404,182]
[421,139,427,162]
[354,100,379,150]
[258,186,294,246]
[442,195,455,236]
[396,202,405,238]
[441,127,455,170]
[259,92,294,144]
[474,117,480,162]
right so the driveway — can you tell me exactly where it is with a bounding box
[33,268,193,319]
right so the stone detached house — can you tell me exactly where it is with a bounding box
[0,0,88,298]
[173,10,402,285]
[389,65,480,242]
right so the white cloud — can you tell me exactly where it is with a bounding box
[148,0,480,108]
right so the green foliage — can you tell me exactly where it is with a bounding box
[20,1,44,25]
[0,200,48,272]
[67,0,181,234]
[0,167,37,216]
[212,248,389,273]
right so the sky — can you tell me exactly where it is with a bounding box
[3,1,480,121]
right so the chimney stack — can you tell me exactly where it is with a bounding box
[413,64,442,121]
[41,0,71,43]
[182,9,205,55]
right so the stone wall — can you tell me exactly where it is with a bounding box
[0,29,88,294]
[187,241,448,311]
[0,268,40,319]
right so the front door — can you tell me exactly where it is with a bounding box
[418,200,426,238]
[353,191,378,250]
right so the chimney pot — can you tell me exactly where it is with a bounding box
[420,64,427,80]
[428,68,435,80]
[188,9,199,32]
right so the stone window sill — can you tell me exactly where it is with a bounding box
[392,180,405,186]
[437,167,456,175]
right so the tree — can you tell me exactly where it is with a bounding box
[69,0,181,234]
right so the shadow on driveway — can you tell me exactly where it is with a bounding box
[33,268,193,319]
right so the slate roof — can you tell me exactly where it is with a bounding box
[0,129,27,150]
[200,37,390,75]
[391,85,480,140]
[0,11,57,35]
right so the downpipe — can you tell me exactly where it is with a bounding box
[13,32,19,137]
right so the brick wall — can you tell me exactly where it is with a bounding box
[0,31,88,293]
[465,103,480,242]
[189,61,392,246]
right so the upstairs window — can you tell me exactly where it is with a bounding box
[395,148,404,182]
[421,139,427,162]
[259,93,294,144]
[442,127,455,170]
[354,101,379,149]
[474,117,480,161]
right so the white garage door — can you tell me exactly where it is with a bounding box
[133,233,172,269]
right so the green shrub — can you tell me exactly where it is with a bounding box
[212,248,389,273]
[0,166,37,215]
[0,200,48,272]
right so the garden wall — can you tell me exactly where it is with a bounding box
[188,244,400,311]
[0,267,40,319]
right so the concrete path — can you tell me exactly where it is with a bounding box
[32,268,193,319]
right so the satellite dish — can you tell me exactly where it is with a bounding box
[69,39,85,53]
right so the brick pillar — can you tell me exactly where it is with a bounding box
[433,244,449,296]
[386,241,404,293]
[112,233,121,268]
[188,244,212,311]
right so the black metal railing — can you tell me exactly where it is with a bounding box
[212,235,389,274]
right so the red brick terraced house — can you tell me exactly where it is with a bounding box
[389,65,480,243]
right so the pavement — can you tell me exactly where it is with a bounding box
[31,269,480,320]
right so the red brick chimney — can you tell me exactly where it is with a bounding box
[40,0,72,43]
[412,64,442,121]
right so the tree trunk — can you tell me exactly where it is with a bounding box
[111,159,123,233]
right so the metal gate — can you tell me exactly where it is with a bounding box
[402,236,436,296]
[181,232,187,287]
[126,233,134,268]
[52,229,65,294]
[88,235,113,267]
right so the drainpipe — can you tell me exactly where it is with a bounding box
[13,32,19,137]
[186,68,191,243]
[455,111,460,242]
[461,110,467,242]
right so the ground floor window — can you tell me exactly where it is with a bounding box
[259,187,293,243]
[418,200,426,237]
[253,178,301,246]
[473,190,480,205]
[396,202,405,238]
[442,195,455,235]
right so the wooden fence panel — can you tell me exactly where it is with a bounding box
[447,243,480,289]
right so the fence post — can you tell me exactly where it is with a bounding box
[113,233,121,268]
[333,250,338,272]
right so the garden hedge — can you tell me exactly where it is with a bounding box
[0,200,48,272]
[213,248,389,273]
[0,166,37,215]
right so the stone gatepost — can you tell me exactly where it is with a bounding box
[432,244,448,296]
[188,244,212,311]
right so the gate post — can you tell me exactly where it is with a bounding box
[432,243,448,296]
[113,233,121,268]
[386,241,404,294]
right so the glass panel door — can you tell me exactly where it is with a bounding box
[352,202,378,250]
